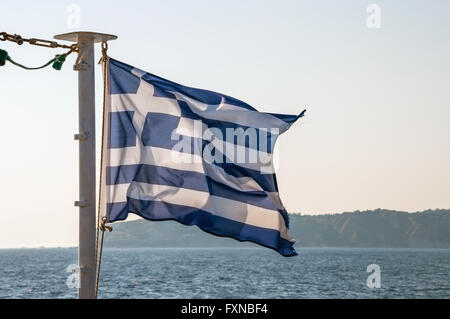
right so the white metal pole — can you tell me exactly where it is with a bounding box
[54,32,117,299]
[76,35,96,299]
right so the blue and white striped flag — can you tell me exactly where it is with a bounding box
[100,58,304,256]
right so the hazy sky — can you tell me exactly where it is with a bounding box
[1,0,449,248]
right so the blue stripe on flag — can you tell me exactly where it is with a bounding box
[107,163,279,194]
[139,108,277,153]
[177,101,278,153]
[141,72,257,112]
[206,177,279,210]
[107,164,277,210]
[108,58,259,111]
[109,111,136,148]
[141,113,180,148]
[107,199,297,257]
[212,161,279,193]
[109,59,141,94]
[107,164,208,192]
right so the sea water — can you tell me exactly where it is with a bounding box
[0,247,449,299]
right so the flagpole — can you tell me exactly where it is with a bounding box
[54,32,117,299]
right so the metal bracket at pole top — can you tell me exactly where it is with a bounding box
[73,43,89,71]
[53,32,117,71]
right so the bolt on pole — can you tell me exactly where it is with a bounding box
[54,32,117,299]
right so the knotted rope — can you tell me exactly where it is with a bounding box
[95,41,113,299]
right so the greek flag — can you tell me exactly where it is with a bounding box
[100,58,305,256]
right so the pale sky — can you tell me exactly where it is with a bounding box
[0,0,449,248]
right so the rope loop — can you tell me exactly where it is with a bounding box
[95,217,112,298]
[98,41,108,65]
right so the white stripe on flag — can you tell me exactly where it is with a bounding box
[169,90,290,130]
[109,145,267,192]
[106,182,292,241]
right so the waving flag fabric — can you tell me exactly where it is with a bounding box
[100,58,304,256]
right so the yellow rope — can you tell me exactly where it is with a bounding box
[95,41,111,299]
[95,217,112,298]
[95,42,108,269]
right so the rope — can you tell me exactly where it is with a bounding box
[95,217,112,298]
[95,41,111,299]
[7,56,55,70]
[4,48,75,70]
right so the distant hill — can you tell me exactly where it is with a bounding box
[104,209,450,249]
